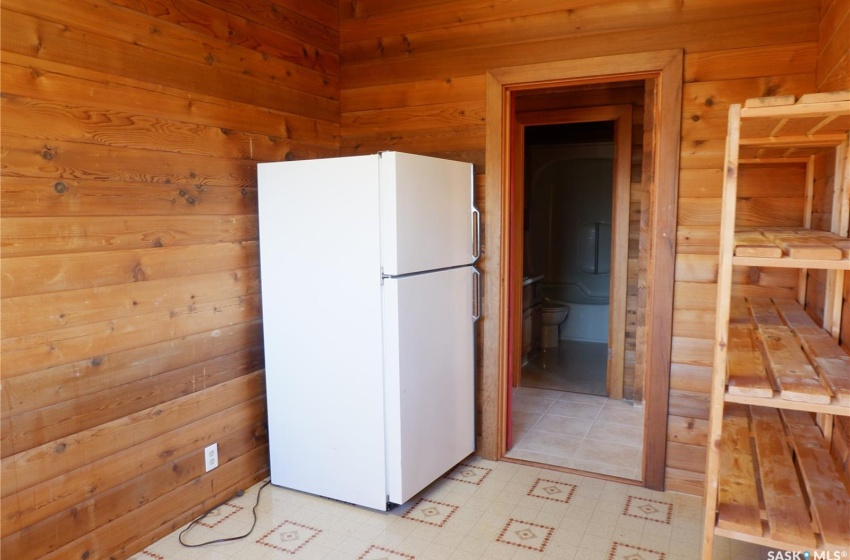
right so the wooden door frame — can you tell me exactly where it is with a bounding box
[478,50,683,491]
[512,105,633,400]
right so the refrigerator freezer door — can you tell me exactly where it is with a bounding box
[258,156,390,510]
[380,152,475,276]
[382,266,476,504]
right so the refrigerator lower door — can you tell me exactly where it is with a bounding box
[382,266,475,505]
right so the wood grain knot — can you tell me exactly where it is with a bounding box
[54,181,67,194]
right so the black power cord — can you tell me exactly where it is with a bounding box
[179,479,271,547]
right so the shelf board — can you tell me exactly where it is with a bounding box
[715,526,836,555]
[724,298,850,414]
[715,407,850,551]
[724,392,850,416]
[732,228,850,269]
[732,255,850,269]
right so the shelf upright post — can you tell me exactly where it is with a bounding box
[701,103,742,560]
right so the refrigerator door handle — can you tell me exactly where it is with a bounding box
[471,205,482,263]
[472,266,482,321]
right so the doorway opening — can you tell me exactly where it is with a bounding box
[521,120,616,397]
[504,95,641,480]
[478,50,683,491]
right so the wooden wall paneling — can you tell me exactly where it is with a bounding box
[1,241,259,299]
[684,42,819,83]
[3,136,257,189]
[1,372,265,501]
[0,53,340,150]
[2,403,267,556]
[667,416,709,446]
[2,0,338,554]
[340,75,485,113]
[202,0,338,48]
[2,321,261,423]
[106,0,340,74]
[1,177,259,218]
[1,10,338,122]
[2,292,261,379]
[1,95,301,165]
[817,0,850,91]
[2,345,264,457]
[1,215,258,258]
[2,409,267,538]
[7,0,340,94]
[341,0,818,45]
[340,1,818,65]
[1,268,260,340]
[341,7,818,90]
[670,364,713,393]
[40,446,268,560]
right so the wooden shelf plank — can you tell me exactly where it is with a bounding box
[724,298,850,413]
[757,326,832,404]
[725,392,850,415]
[750,406,817,549]
[760,230,843,260]
[727,317,773,398]
[733,231,783,258]
[773,299,850,407]
[781,410,850,549]
[733,255,850,269]
[740,99,850,121]
[717,414,761,536]
[747,297,786,326]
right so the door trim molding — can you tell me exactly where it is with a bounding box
[478,49,683,491]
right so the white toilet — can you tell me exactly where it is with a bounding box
[540,301,569,348]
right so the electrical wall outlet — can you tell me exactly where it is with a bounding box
[204,443,218,472]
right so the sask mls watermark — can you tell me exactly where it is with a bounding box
[767,551,848,560]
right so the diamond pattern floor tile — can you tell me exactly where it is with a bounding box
[444,463,493,486]
[608,541,667,560]
[623,496,674,525]
[495,518,555,552]
[527,477,577,504]
[256,520,322,554]
[401,498,459,528]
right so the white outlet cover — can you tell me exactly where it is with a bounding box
[205,443,218,472]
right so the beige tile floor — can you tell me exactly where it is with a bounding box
[506,387,644,481]
[131,457,774,560]
[520,340,608,396]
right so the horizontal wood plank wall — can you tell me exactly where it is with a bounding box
[817,0,850,91]
[0,0,339,557]
[338,0,822,495]
[817,0,850,354]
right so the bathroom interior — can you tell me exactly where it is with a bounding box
[505,118,645,481]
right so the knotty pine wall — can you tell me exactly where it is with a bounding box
[338,0,840,495]
[1,0,338,558]
[818,0,850,351]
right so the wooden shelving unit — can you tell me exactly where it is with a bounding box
[701,92,850,558]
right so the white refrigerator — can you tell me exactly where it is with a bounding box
[257,151,480,510]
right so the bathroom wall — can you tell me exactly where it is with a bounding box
[526,141,615,343]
